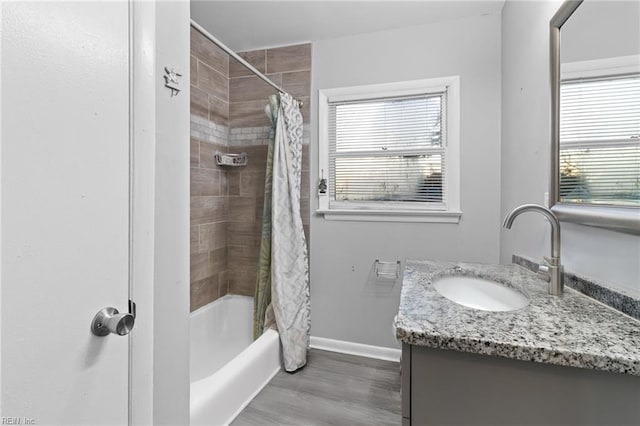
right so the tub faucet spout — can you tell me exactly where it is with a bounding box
[503,204,563,295]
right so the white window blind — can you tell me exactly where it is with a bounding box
[328,93,446,209]
[560,74,640,206]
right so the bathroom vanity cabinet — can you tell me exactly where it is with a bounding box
[401,344,640,425]
[395,260,640,425]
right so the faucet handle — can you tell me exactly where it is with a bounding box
[539,257,559,281]
[538,263,551,282]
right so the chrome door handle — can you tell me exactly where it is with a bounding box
[91,306,135,337]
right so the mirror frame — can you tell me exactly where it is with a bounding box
[550,0,640,235]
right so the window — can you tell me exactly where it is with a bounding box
[318,77,461,222]
[560,62,640,207]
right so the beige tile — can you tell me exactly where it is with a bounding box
[191,196,228,225]
[199,142,228,170]
[190,252,212,282]
[266,43,311,73]
[191,27,229,76]
[190,276,218,312]
[228,244,260,264]
[198,62,229,102]
[228,197,257,223]
[301,145,310,171]
[220,169,229,196]
[227,171,241,196]
[213,286,224,303]
[190,55,198,86]
[210,247,228,272]
[191,168,221,196]
[228,244,259,258]
[218,271,229,296]
[191,139,200,167]
[229,73,282,103]
[209,96,229,127]
[200,222,227,252]
[229,100,272,128]
[300,171,310,198]
[227,222,262,248]
[282,71,311,99]
[240,145,269,173]
[255,197,265,221]
[190,225,200,255]
[240,171,267,197]
[191,85,209,120]
[228,267,257,297]
[300,197,310,226]
[229,50,266,78]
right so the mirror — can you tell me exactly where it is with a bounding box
[550,0,640,234]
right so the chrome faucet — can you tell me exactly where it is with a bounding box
[503,204,563,295]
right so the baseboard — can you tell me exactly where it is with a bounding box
[310,336,401,362]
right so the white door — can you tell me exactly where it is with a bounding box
[2,1,131,424]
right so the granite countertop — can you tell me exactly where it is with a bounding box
[394,260,640,376]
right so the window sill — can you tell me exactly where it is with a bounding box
[316,209,462,223]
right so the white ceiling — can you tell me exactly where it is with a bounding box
[191,1,505,52]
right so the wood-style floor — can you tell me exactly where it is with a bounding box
[232,349,402,426]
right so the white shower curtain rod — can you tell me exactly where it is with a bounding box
[190,19,303,107]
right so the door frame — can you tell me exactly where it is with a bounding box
[128,1,191,424]
[128,1,156,424]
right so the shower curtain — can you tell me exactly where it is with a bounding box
[253,95,278,341]
[254,93,310,372]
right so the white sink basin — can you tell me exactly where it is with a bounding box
[432,275,529,312]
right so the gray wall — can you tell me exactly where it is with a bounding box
[500,0,640,297]
[310,13,502,348]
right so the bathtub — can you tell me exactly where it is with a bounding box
[190,295,281,425]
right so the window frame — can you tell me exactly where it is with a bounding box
[317,77,461,223]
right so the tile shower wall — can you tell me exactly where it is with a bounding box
[190,27,230,311]
[190,32,312,309]
[227,43,311,297]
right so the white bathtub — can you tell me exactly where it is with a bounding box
[190,295,281,425]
